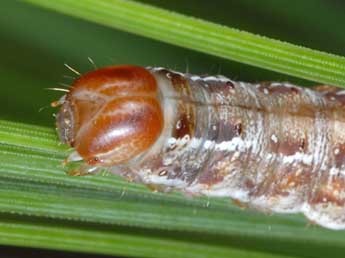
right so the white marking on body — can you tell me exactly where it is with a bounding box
[330,167,339,176]
[187,173,250,201]
[202,75,231,83]
[176,120,181,129]
[215,137,245,152]
[336,90,345,95]
[203,76,218,81]
[167,137,176,148]
[140,170,187,188]
[271,134,278,143]
[302,203,345,230]
[190,75,201,81]
[282,152,313,165]
[204,140,214,149]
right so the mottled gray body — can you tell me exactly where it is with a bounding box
[122,68,345,230]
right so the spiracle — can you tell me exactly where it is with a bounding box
[54,65,345,230]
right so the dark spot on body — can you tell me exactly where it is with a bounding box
[156,69,190,94]
[203,78,236,97]
[167,167,180,180]
[170,73,187,87]
[87,156,101,165]
[174,113,193,139]
[309,174,345,207]
[271,137,306,156]
[334,144,345,168]
[252,167,311,201]
[235,123,242,135]
[244,178,255,189]
[272,168,311,195]
[226,81,235,89]
[216,121,243,143]
[278,140,302,156]
[197,169,224,186]
[299,138,307,151]
[258,83,300,96]
[325,91,345,106]
[270,85,300,95]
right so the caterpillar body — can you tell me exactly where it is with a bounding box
[55,65,345,230]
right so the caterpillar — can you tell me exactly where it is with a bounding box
[54,65,345,230]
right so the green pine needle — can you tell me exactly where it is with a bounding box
[23,0,345,87]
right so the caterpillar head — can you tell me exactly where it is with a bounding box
[56,65,163,167]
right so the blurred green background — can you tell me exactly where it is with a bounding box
[2,0,345,127]
[1,0,345,256]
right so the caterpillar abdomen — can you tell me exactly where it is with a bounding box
[55,65,345,230]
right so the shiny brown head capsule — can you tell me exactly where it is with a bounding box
[56,65,164,166]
